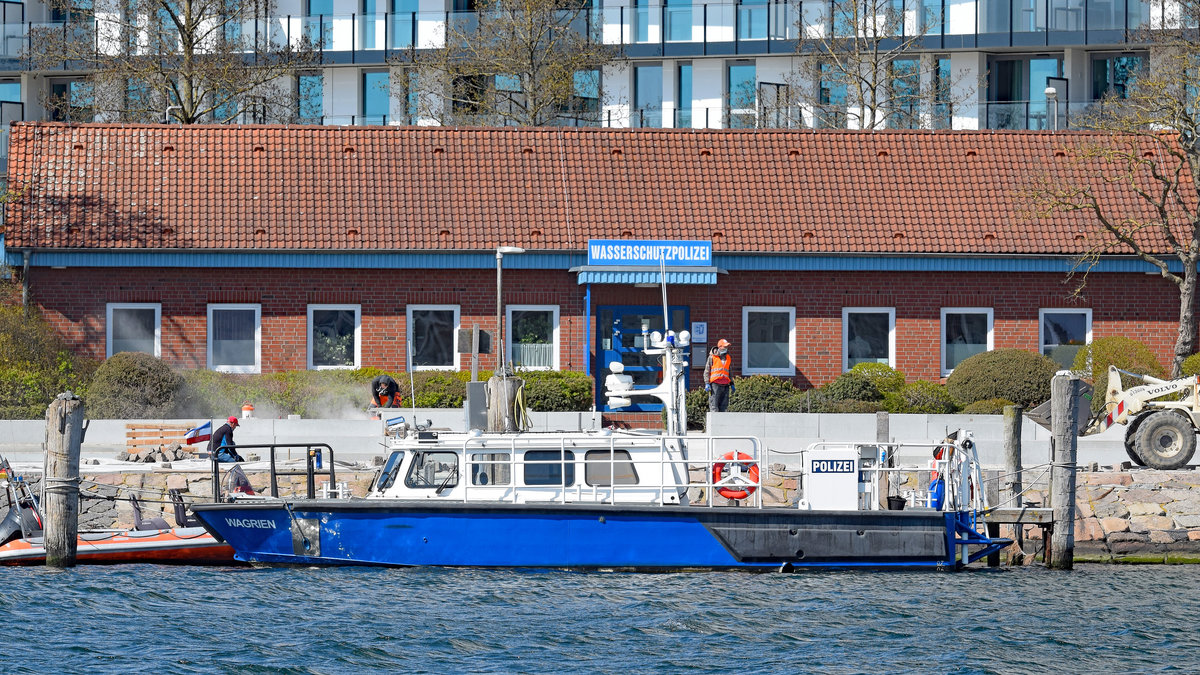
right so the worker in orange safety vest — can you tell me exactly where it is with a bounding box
[703,338,736,412]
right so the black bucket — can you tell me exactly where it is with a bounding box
[887,495,907,511]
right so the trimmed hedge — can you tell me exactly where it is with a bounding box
[848,362,906,395]
[960,398,1016,415]
[884,380,959,414]
[946,349,1059,409]
[727,375,805,412]
[89,352,184,419]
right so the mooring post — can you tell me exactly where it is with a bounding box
[1048,373,1079,570]
[876,411,890,509]
[44,392,84,568]
[1003,405,1024,563]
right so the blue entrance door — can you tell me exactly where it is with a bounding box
[596,305,689,412]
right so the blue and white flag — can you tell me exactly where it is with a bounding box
[184,421,212,445]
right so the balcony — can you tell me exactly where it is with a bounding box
[0,0,1154,69]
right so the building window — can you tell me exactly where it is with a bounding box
[363,70,389,124]
[676,63,692,127]
[843,307,895,371]
[634,63,662,128]
[507,305,558,370]
[524,450,576,486]
[727,61,756,128]
[1040,308,1091,368]
[584,449,638,486]
[208,304,261,373]
[298,72,323,122]
[742,306,795,376]
[941,308,993,376]
[1092,53,1145,100]
[407,304,459,370]
[307,304,360,370]
[106,303,160,358]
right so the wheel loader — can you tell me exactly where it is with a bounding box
[1084,365,1200,470]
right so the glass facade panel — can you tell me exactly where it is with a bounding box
[738,0,767,40]
[727,61,756,128]
[665,0,691,41]
[310,306,357,368]
[676,63,692,127]
[363,71,389,123]
[1092,54,1144,99]
[634,64,662,127]
[298,73,323,121]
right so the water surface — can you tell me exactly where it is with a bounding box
[5,564,1193,673]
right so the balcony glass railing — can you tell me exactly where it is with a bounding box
[6,0,1152,65]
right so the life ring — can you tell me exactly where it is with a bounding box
[712,451,760,500]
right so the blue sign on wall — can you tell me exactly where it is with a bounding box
[587,240,712,267]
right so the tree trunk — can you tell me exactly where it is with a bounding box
[1173,265,1199,377]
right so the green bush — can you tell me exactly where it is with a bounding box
[518,371,592,412]
[960,398,1016,415]
[727,375,805,412]
[685,387,709,430]
[1182,354,1200,377]
[1072,336,1166,412]
[826,399,886,413]
[848,362,906,395]
[883,380,959,414]
[177,368,377,418]
[821,371,883,402]
[88,352,184,418]
[946,349,1060,409]
[0,305,96,419]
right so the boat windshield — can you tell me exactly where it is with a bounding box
[376,451,404,492]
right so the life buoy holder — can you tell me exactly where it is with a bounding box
[712,451,760,500]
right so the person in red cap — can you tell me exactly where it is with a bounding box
[703,338,736,412]
[209,415,244,463]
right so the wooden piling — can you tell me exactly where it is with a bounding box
[44,393,85,568]
[876,411,890,510]
[1048,374,1079,570]
[487,376,523,432]
[1003,405,1024,561]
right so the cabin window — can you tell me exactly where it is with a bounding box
[470,453,512,486]
[523,450,575,486]
[376,451,404,491]
[584,450,638,486]
[106,303,160,358]
[405,451,459,490]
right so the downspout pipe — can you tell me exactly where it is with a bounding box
[21,250,29,312]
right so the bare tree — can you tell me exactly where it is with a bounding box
[1025,5,1200,376]
[396,0,619,126]
[778,0,972,130]
[29,0,316,123]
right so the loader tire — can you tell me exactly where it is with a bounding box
[1133,412,1197,470]
[1123,416,1147,467]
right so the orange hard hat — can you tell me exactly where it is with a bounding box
[717,339,731,349]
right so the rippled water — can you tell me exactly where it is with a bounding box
[4,564,1197,674]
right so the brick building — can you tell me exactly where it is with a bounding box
[2,122,1192,413]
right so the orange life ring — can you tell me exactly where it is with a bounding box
[712,451,760,500]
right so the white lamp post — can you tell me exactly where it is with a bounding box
[496,246,525,375]
[1044,86,1058,131]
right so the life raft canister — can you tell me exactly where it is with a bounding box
[712,451,760,500]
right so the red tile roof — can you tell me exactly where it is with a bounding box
[4,122,1192,255]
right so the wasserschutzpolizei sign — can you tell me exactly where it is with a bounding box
[586,239,712,267]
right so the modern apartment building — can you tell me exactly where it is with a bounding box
[0,0,1150,164]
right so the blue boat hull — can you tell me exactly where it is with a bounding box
[192,500,1004,570]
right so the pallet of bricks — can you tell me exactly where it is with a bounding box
[123,423,203,462]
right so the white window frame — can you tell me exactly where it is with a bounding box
[1039,308,1093,363]
[842,307,896,372]
[741,306,796,376]
[307,304,362,370]
[407,304,460,371]
[506,304,560,371]
[105,302,161,358]
[940,307,994,377]
[207,303,261,374]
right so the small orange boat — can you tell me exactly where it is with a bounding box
[0,457,236,566]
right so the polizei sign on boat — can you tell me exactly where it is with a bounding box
[811,459,855,473]
[587,240,712,266]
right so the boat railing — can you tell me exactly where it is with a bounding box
[209,443,337,503]
[455,433,769,508]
